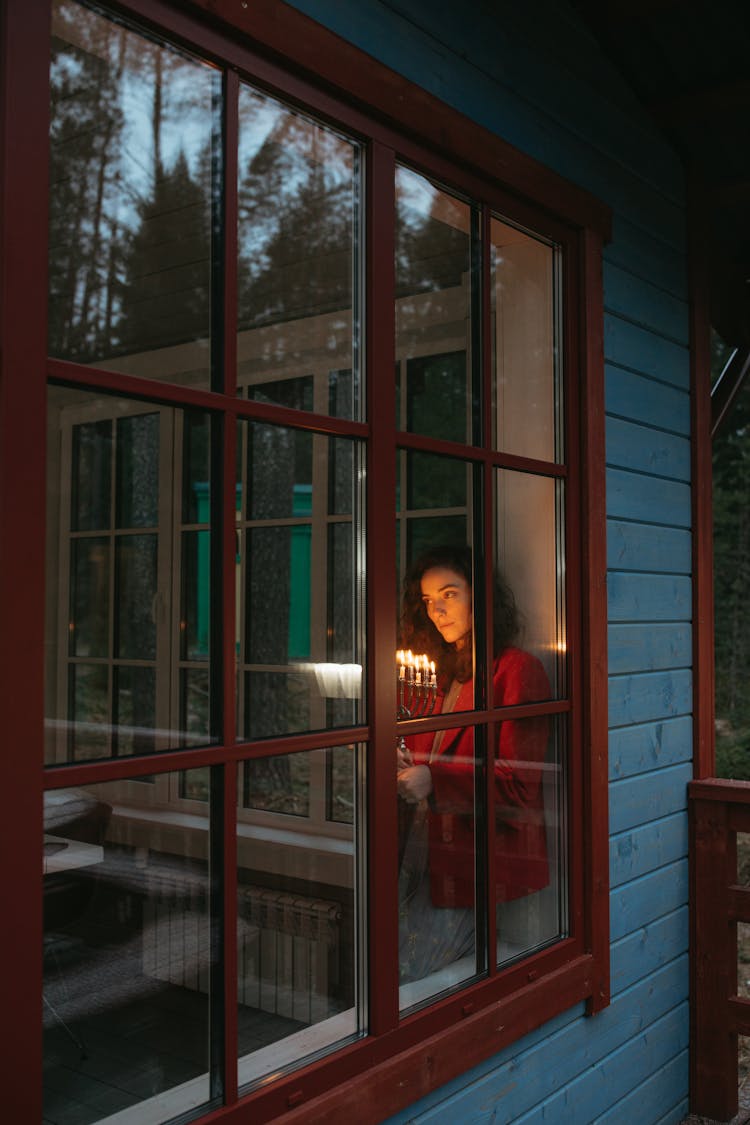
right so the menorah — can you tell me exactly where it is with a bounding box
[396,649,438,726]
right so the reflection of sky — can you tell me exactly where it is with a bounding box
[396,165,438,229]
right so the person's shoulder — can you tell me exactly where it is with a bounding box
[493,647,551,692]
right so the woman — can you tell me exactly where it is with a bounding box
[397,544,550,985]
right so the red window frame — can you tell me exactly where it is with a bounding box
[0,0,610,1121]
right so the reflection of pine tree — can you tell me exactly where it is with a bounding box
[238,127,354,329]
[117,151,210,354]
[48,10,126,360]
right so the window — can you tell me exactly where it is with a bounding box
[30,2,610,1122]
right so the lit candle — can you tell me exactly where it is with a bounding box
[430,660,436,687]
[397,649,406,679]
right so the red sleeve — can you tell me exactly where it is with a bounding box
[429,648,550,815]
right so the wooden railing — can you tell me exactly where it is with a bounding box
[690,777,750,1120]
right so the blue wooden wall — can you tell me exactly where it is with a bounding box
[287,2,692,1121]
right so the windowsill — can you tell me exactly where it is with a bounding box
[108,803,355,887]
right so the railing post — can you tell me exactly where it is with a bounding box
[691,789,738,1120]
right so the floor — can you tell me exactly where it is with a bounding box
[43,930,305,1125]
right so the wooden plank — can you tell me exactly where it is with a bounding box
[728,886,750,924]
[605,215,688,301]
[610,813,688,887]
[610,905,689,995]
[383,0,687,204]
[604,316,690,387]
[606,467,691,528]
[608,622,692,675]
[391,958,688,1125]
[688,172,716,782]
[609,762,692,834]
[607,573,692,623]
[604,262,689,346]
[610,859,689,942]
[607,520,692,574]
[592,1048,689,1125]
[606,416,690,481]
[690,797,738,1120]
[728,997,750,1036]
[609,716,693,781]
[608,670,693,728]
[512,1005,688,1124]
[606,365,690,433]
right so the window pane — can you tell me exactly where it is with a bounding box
[70,537,110,657]
[116,534,157,660]
[116,414,159,527]
[43,774,214,1123]
[497,716,568,966]
[238,84,362,419]
[494,470,565,697]
[46,386,216,764]
[72,421,111,531]
[68,664,109,760]
[237,747,363,1087]
[238,421,365,739]
[115,666,156,755]
[49,0,220,386]
[491,217,561,461]
[396,166,477,442]
[396,451,474,713]
[396,481,483,1010]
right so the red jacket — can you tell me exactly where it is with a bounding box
[406,647,551,908]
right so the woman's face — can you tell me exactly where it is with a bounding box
[420,566,472,649]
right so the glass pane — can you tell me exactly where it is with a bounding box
[43,774,213,1123]
[494,470,564,697]
[491,217,561,461]
[116,414,159,527]
[496,716,568,966]
[49,1,219,386]
[396,453,474,714]
[115,666,156,755]
[180,667,211,748]
[238,84,362,419]
[238,421,364,739]
[243,752,311,816]
[237,747,363,1087]
[181,530,211,661]
[46,385,216,764]
[396,165,476,442]
[116,535,157,660]
[396,523,483,1009]
[72,421,111,531]
[68,664,109,761]
[70,538,110,657]
[183,411,211,524]
[713,370,750,778]
[398,720,480,1010]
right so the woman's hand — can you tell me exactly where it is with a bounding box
[397,764,433,804]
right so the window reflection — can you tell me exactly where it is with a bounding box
[49,0,219,385]
[237,747,363,1088]
[45,385,216,762]
[237,421,365,740]
[396,166,477,443]
[491,217,561,461]
[237,85,362,420]
[43,775,214,1123]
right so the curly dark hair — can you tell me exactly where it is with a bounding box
[399,544,520,684]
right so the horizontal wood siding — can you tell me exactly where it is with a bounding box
[286,1,692,1122]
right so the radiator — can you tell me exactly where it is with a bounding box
[143,883,342,1025]
[239,887,342,1024]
